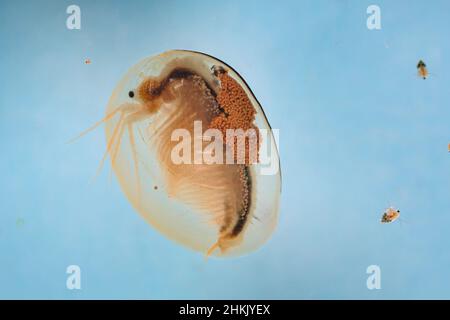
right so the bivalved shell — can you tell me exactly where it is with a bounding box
[104,50,281,257]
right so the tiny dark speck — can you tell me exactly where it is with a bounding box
[128,91,135,98]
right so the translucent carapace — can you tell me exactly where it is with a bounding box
[96,50,281,257]
[381,207,400,224]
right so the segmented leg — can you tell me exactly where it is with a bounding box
[110,116,127,167]
[108,114,128,183]
[106,110,151,203]
[128,121,141,203]
[92,111,126,181]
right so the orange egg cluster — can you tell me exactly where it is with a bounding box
[209,72,260,164]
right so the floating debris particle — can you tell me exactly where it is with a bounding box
[16,218,25,227]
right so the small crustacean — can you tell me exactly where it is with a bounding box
[381,207,400,223]
[74,50,281,258]
[417,60,428,79]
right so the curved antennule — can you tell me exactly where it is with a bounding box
[66,106,123,144]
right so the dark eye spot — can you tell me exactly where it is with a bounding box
[128,91,135,98]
